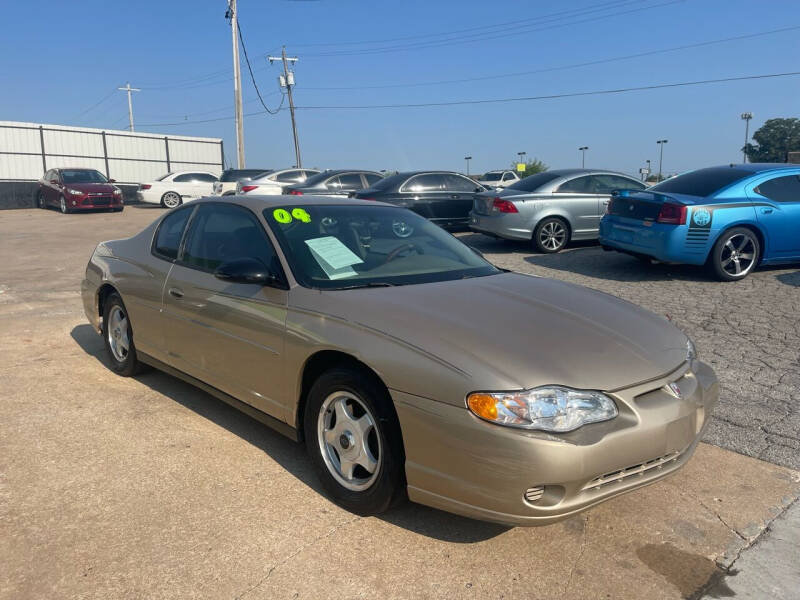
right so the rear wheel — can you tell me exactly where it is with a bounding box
[533,217,569,253]
[102,293,145,376]
[160,191,182,209]
[37,191,47,209]
[304,367,405,516]
[708,227,760,281]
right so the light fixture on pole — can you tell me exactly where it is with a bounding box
[579,146,589,168]
[464,156,472,176]
[741,112,753,163]
[656,140,668,182]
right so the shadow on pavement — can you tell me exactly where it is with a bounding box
[69,323,509,543]
[776,271,800,287]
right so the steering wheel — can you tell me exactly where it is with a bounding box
[383,243,424,264]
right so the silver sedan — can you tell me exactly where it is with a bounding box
[469,169,646,253]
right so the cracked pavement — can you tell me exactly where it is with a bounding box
[1,208,799,599]
[460,233,800,471]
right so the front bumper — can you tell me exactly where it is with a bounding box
[469,211,532,241]
[65,195,123,210]
[393,359,718,526]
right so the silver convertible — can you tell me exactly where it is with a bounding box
[469,169,647,253]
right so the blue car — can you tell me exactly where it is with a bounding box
[599,164,800,280]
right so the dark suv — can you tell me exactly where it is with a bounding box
[212,168,272,196]
[37,168,124,213]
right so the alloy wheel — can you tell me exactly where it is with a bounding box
[60,196,67,213]
[317,391,382,491]
[38,192,46,208]
[720,232,756,277]
[162,192,181,208]
[107,305,130,363]
[539,220,567,251]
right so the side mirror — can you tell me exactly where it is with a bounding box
[109,178,116,183]
[49,179,59,185]
[214,257,283,286]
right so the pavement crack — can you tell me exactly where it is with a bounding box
[560,513,589,598]
[236,514,361,599]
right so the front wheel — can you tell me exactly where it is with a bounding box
[304,368,405,516]
[59,195,70,214]
[160,191,182,209]
[533,217,569,253]
[708,227,760,281]
[102,293,145,376]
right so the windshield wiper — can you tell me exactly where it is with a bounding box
[333,281,398,290]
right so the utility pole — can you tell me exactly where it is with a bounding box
[579,146,589,168]
[464,156,472,175]
[117,82,140,132]
[227,0,245,167]
[269,47,301,168]
[656,139,668,182]
[741,112,753,163]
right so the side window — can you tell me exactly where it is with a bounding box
[44,170,52,181]
[444,174,479,192]
[153,207,193,260]
[193,173,218,183]
[338,173,365,189]
[325,176,342,190]
[275,170,302,182]
[502,172,515,181]
[173,173,197,183]
[755,175,800,203]
[402,174,445,192]
[556,176,597,194]
[302,170,318,179]
[364,173,382,186]
[594,175,646,194]
[182,204,278,272]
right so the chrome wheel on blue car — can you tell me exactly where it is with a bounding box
[709,227,760,281]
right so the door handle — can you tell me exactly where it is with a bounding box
[760,208,774,214]
[168,287,184,299]
[450,194,459,199]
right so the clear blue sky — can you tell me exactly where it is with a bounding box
[3,0,798,176]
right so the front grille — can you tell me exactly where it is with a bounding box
[524,485,545,503]
[608,197,661,220]
[581,450,684,492]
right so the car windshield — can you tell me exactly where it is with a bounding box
[265,204,500,289]
[650,167,752,197]
[300,171,341,187]
[60,169,107,184]
[506,171,561,192]
[482,172,503,181]
[221,169,271,182]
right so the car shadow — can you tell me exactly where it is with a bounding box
[69,324,510,543]
[776,271,800,287]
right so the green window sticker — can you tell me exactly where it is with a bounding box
[273,208,292,223]
[291,208,312,223]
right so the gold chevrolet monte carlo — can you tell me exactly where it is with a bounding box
[81,196,719,526]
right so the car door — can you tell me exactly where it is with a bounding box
[594,174,647,219]
[46,170,61,204]
[191,172,218,197]
[553,175,605,236]
[337,172,368,196]
[502,172,517,187]
[171,173,201,200]
[441,173,483,220]
[748,173,800,256]
[161,202,288,419]
[400,173,446,220]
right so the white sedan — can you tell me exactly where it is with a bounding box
[137,171,219,208]
[236,168,319,195]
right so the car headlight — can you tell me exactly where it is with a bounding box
[467,386,618,432]
[686,338,697,362]
[66,188,85,196]
[112,187,123,197]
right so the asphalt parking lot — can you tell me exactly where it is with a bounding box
[2,206,799,599]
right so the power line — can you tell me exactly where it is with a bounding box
[290,71,800,110]
[136,70,800,127]
[302,25,800,90]
[237,21,285,115]
[70,88,119,121]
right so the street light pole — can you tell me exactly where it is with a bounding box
[579,146,589,168]
[741,112,753,163]
[517,151,526,170]
[656,140,668,182]
[464,156,472,176]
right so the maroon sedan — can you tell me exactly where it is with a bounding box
[37,168,124,213]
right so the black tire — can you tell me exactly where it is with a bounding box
[37,191,47,209]
[59,195,71,214]
[160,191,182,209]
[102,293,146,376]
[113,207,124,212]
[707,227,760,281]
[303,367,405,516]
[222,191,235,196]
[533,217,569,253]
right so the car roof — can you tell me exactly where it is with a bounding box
[197,194,382,211]
[709,163,799,173]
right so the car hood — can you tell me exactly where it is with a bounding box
[314,272,688,393]
[64,183,117,193]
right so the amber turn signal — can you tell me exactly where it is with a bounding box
[467,393,499,421]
